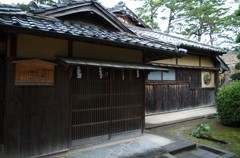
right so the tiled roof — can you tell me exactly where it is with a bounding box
[0,13,186,56]
[108,2,226,55]
[108,2,151,29]
[27,0,98,14]
[0,3,26,15]
[128,24,226,55]
[26,0,135,33]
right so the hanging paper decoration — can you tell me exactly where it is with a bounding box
[122,69,125,80]
[99,67,103,79]
[105,71,108,77]
[136,69,140,78]
[76,66,82,78]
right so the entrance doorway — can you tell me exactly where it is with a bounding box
[70,67,143,147]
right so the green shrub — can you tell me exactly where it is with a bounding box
[236,63,240,70]
[190,123,211,138]
[237,53,240,59]
[231,73,240,80]
[215,80,240,127]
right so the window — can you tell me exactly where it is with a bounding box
[148,68,175,81]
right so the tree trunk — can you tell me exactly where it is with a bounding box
[166,10,172,33]
[209,23,214,45]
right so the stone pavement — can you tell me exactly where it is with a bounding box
[47,106,236,158]
[66,135,166,158]
[50,132,235,158]
[145,106,217,129]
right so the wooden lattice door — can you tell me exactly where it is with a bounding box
[71,67,142,147]
[71,67,110,147]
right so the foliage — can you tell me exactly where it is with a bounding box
[190,123,211,137]
[230,73,240,80]
[178,0,228,44]
[135,0,233,46]
[237,53,240,59]
[219,8,240,51]
[236,63,240,70]
[235,9,240,44]
[160,0,193,33]
[135,0,164,29]
[235,8,240,16]
[17,3,28,11]
[236,33,240,43]
[230,53,240,80]
[215,80,240,127]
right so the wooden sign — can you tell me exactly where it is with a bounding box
[13,59,57,86]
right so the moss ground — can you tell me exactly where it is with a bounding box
[166,118,240,157]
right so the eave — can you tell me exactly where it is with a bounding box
[29,1,134,34]
[0,23,187,61]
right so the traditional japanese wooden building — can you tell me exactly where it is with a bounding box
[0,1,228,158]
[109,2,229,115]
[0,1,187,158]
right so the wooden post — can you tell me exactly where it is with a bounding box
[68,40,73,57]
[10,34,17,57]
[141,70,146,134]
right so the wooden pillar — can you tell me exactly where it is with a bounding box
[141,70,146,134]
[10,34,17,57]
[68,40,73,57]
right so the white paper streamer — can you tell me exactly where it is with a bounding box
[76,66,82,79]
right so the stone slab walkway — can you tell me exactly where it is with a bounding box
[66,136,166,158]
[146,106,217,129]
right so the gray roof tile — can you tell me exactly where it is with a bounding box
[0,3,26,15]
[128,25,226,54]
[108,2,226,54]
[0,3,187,57]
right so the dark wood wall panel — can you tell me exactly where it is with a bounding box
[177,68,201,88]
[4,63,70,158]
[146,68,216,115]
[0,54,5,144]
[146,83,215,114]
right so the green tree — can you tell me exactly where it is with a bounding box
[135,0,193,32]
[230,7,240,77]
[135,0,164,29]
[160,0,194,33]
[179,0,228,44]
[235,8,240,43]
[217,15,240,51]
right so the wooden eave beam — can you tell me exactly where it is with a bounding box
[37,2,133,34]
[184,47,225,56]
[50,7,124,33]
[46,5,94,17]
[93,3,134,33]
[39,3,92,16]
